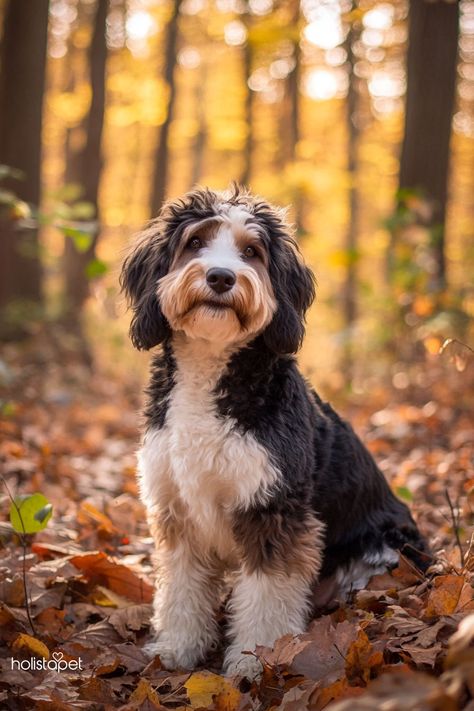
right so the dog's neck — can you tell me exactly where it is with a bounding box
[168,332,285,387]
[170,332,242,385]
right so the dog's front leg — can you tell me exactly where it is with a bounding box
[224,508,324,678]
[145,539,219,669]
[224,568,312,678]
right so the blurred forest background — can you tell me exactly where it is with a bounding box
[0,0,473,391]
[1,3,474,707]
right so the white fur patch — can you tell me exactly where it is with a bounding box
[138,336,280,558]
[224,569,311,677]
[313,546,400,607]
[144,540,220,669]
[199,225,243,274]
[336,546,399,594]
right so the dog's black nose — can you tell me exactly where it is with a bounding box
[206,268,236,294]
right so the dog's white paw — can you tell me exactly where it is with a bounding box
[224,652,263,679]
[143,639,199,670]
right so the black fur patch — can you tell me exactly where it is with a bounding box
[214,339,430,578]
[144,341,176,430]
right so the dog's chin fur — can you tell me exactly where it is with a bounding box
[178,304,244,344]
[121,185,430,678]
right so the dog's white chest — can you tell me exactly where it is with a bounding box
[138,345,279,554]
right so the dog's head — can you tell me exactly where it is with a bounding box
[121,186,315,354]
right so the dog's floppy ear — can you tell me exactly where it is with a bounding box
[120,226,171,350]
[263,238,315,355]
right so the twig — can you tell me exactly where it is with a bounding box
[1,476,36,635]
[333,642,346,662]
[445,488,465,568]
[439,338,474,355]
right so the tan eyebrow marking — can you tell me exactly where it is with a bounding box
[170,217,222,270]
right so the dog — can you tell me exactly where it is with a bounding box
[121,185,429,678]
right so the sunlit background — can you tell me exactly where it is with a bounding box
[1,0,473,397]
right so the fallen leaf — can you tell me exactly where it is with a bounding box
[424,575,465,618]
[185,671,238,708]
[122,678,165,710]
[13,632,50,659]
[70,552,153,603]
[329,670,457,711]
[108,603,153,639]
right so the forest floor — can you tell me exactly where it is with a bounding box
[0,333,473,710]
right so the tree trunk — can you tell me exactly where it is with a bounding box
[240,15,254,187]
[0,0,49,339]
[149,0,182,216]
[286,0,303,232]
[190,62,207,186]
[340,9,362,384]
[397,0,459,290]
[343,14,359,344]
[63,0,108,324]
[279,2,300,166]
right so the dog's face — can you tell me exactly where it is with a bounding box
[121,187,315,354]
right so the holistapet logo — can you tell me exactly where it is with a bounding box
[11,651,83,672]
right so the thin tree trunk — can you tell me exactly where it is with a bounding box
[190,62,207,186]
[63,0,108,324]
[150,0,182,216]
[344,17,359,331]
[240,11,254,187]
[0,0,49,339]
[396,0,459,290]
[279,1,300,166]
[342,12,360,383]
[287,0,303,231]
[287,39,300,164]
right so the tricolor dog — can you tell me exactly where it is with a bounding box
[121,186,428,677]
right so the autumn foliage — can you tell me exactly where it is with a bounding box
[0,335,473,709]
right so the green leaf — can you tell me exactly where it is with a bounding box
[70,201,96,220]
[85,258,107,279]
[396,486,413,503]
[0,400,17,417]
[9,493,53,534]
[61,227,94,253]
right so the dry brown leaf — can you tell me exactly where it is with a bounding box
[261,617,359,683]
[345,629,383,684]
[424,575,465,618]
[121,678,165,710]
[70,551,153,603]
[329,670,457,711]
[108,603,153,639]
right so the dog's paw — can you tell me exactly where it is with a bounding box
[223,652,263,680]
[143,639,200,670]
[142,640,177,668]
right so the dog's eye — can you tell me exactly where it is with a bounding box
[243,245,257,259]
[188,237,202,250]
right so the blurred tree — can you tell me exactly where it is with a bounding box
[280,0,304,232]
[190,61,208,186]
[342,8,360,381]
[150,0,182,216]
[279,4,300,167]
[0,0,49,339]
[240,9,254,187]
[396,0,459,291]
[63,0,108,328]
